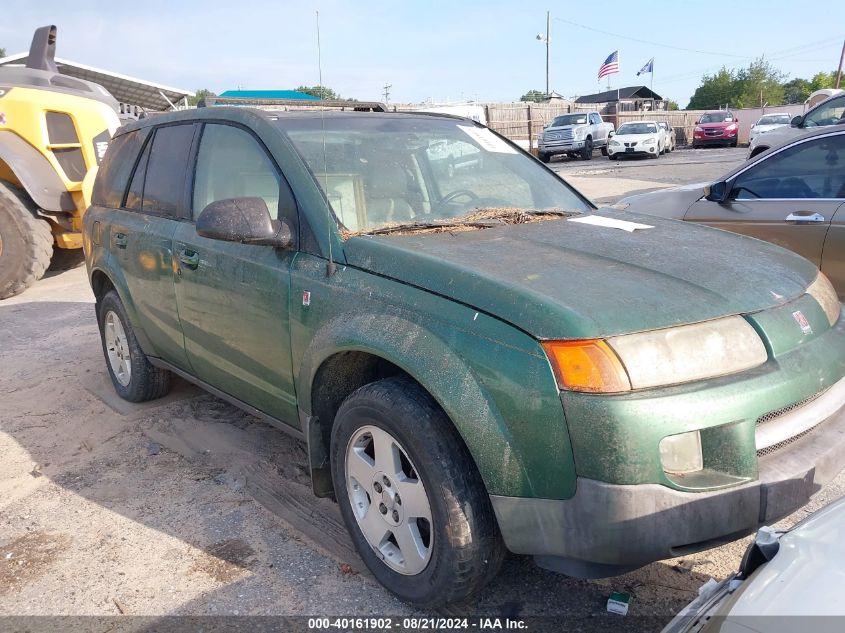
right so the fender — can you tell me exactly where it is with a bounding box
[297,311,576,499]
[0,132,76,212]
[89,254,155,356]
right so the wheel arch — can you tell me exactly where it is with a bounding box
[298,315,529,500]
[0,132,76,213]
[89,263,155,355]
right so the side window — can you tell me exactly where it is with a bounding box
[805,96,845,128]
[124,135,151,211]
[142,124,195,216]
[192,124,293,223]
[92,130,144,208]
[733,134,845,200]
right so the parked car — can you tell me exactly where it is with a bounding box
[662,495,845,633]
[658,121,676,152]
[538,111,614,162]
[693,111,740,148]
[85,106,845,608]
[613,126,845,297]
[426,138,483,177]
[748,92,845,158]
[748,113,792,144]
[607,120,664,159]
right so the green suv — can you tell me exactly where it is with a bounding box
[84,106,845,607]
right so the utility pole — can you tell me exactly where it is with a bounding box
[536,11,550,97]
[836,39,845,89]
[382,83,392,104]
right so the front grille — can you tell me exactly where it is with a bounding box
[704,128,722,136]
[624,141,638,147]
[756,389,828,426]
[547,130,574,142]
[757,425,817,458]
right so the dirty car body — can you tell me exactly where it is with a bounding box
[84,106,845,605]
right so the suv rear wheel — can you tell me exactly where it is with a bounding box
[330,377,504,607]
[97,290,171,402]
[580,137,593,160]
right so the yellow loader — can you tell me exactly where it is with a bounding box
[0,25,120,298]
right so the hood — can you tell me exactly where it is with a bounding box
[612,133,658,144]
[616,182,709,219]
[544,123,586,132]
[749,124,800,148]
[752,124,787,134]
[699,121,734,129]
[342,211,817,339]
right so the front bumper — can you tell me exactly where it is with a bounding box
[693,134,737,146]
[609,146,657,157]
[491,374,845,571]
[539,140,585,154]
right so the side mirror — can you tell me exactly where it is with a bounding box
[608,130,615,137]
[695,119,701,124]
[197,197,292,248]
[704,181,729,203]
[791,115,803,127]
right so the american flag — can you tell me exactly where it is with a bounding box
[598,51,619,81]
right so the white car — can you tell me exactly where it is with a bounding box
[748,113,792,144]
[658,121,676,152]
[662,495,845,633]
[607,120,663,159]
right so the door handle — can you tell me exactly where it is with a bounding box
[178,249,200,269]
[113,232,128,248]
[785,212,825,223]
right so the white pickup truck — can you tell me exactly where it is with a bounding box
[538,111,615,162]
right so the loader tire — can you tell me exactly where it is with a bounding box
[0,182,54,300]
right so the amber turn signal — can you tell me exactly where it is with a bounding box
[542,339,632,393]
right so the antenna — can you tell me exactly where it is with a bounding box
[316,10,337,277]
[382,82,392,104]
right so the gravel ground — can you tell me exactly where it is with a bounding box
[2,148,842,632]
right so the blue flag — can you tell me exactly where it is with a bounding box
[637,58,654,76]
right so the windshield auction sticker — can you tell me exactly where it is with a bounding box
[458,125,519,154]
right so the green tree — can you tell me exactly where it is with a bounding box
[520,89,546,103]
[188,88,216,106]
[666,99,679,111]
[296,85,340,100]
[808,71,836,92]
[783,78,811,104]
[0,47,6,58]
[734,58,785,107]
[687,67,741,109]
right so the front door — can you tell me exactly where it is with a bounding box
[173,122,299,427]
[686,131,845,266]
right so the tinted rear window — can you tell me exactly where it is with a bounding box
[141,124,195,216]
[92,130,144,208]
[124,135,151,211]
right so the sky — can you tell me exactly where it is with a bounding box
[3,0,844,107]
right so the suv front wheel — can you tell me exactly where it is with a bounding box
[97,290,172,402]
[330,377,504,607]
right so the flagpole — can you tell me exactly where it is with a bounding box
[651,64,654,111]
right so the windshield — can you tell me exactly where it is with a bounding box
[616,123,658,135]
[757,114,791,126]
[549,114,588,127]
[700,112,733,123]
[281,116,591,233]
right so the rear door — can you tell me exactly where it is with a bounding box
[173,122,299,426]
[685,131,845,266]
[108,123,196,369]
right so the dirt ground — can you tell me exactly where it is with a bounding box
[2,149,843,630]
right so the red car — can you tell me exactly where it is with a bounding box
[693,111,739,148]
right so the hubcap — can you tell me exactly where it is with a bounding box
[345,425,433,575]
[104,310,131,387]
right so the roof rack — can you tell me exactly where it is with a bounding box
[198,96,388,112]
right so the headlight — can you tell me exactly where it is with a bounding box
[573,128,585,139]
[660,431,703,474]
[695,126,703,132]
[642,137,656,145]
[726,123,737,131]
[542,316,768,393]
[807,272,841,326]
[610,140,621,147]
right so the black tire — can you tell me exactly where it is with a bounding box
[600,145,608,156]
[0,182,53,300]
[580,137,593,160]
[97,289,171,402]
[49,247,86,271]
[731,138,738,148]
[331,377,505,608]
[538,152,550,164]
[609,154,618,160]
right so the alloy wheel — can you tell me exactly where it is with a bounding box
[104,310,131,387]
